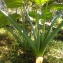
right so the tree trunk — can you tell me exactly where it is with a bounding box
[36,56,43,63]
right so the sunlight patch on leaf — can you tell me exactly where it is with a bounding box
[34,0,49,4]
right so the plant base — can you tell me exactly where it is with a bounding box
[36,57,43,63]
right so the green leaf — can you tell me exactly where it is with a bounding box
[4,0,22,8]
[0,12,10,25]
[49,4,63,10]
[9,13,20,20]
[34,0,49,4]
[42,10,52,20]
[29,11,36,18]
[29,11,42,19]
[42,3,63,10]
[29,11,52,20]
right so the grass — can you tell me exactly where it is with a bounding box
[0,28,63,63]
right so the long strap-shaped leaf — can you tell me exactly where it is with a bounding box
[45,13,61,42]
[42,2,48,42]
[0,10,38,55]
[5,26,27,50]
[5,26,22,43]
[39,20,63,56]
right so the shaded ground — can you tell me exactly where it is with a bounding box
[0,28,36,63]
